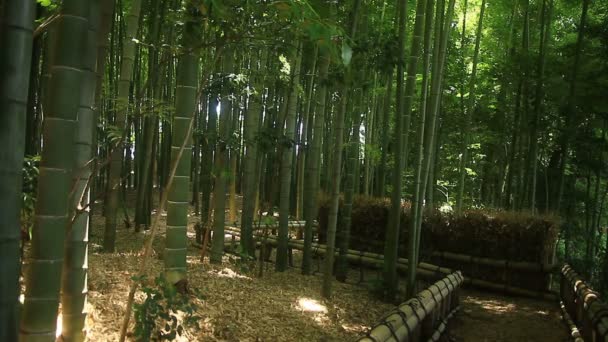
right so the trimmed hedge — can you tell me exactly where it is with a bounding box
[317,194,560,292]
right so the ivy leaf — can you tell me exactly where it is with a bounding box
[37,0,53,7]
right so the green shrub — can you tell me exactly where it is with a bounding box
[133,276,201,341]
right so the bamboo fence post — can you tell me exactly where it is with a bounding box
[560,264,608,341]
[358,272,464,342]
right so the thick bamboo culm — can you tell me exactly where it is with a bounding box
[560,301,584,342]
[224,225,559,299]
[560,264,608,341]
[357,272,464,342]
[432,251,558,273]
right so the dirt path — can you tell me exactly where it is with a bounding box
[448,290,569,342]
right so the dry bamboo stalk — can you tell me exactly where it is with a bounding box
[358,272,464,342]
[464,277,558,301]
[231,231,444,280]
[226,227,557,299]
[560,264,608,340]
[561,264,600,303]
[226,227,557,300]
[429,305,460,342]
[226,220,318,233]
[225,227,451,272]
[560,301,584,342]
[432,250,558,273]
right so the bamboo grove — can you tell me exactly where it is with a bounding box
[1,0,607,340]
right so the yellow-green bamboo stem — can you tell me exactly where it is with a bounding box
[103,0,143,252]
[164,3,199,285]
[21,1,90,340]
[60,2,101,341]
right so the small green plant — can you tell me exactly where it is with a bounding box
[21,155,40,241]
[133,276,202,341]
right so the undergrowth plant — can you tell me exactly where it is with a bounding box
[133,276,202,341]
[21,155,40,243]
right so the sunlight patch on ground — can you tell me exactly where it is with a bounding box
[297,298,327,313]
[480,302,516,313]
[466,297,517,314]
[208,268,252,280]
[295,297,330,326]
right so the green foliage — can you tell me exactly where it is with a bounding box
[105,125,125,147]
[133,276,202,342]
[21,155,40,239]
[278,54,291,81]
[36,0,56,8]
[255,128,296,153]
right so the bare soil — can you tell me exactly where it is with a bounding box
[448,289,570,342]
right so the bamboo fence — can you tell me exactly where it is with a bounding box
[560,264,608,341]
[222,225,559,299]
[223,226,448,281]
[357,271,464,342]
[431,251,558,273]
[560,301,584,342]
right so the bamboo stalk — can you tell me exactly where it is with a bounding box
[463,277,557,301]
[226,221,317,231]
[358,272,464,342]
[430,306,460,342]
[559,301,584,342]
[118,115,195,342]
[560,264,608,340]
[226,226,558,300]
[226,228,445,280]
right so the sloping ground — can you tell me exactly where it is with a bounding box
[448,289,570,342]
[84,206,393,341]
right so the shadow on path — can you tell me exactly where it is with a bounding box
[448,289,569,341]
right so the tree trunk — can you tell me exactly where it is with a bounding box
[277,44,303,272]
[455,0,486,214]
[302,53,330,275]
[164,3,198,284]
[21,1,90,340]
[61,4,100,340]
[211,48,234,264]
[554,0,590,212]
[0,1,35,340]
[103,0,143,252]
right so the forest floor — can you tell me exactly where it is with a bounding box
[40,191,572,341]
[84,201,394,341]
[448,289,570,341]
